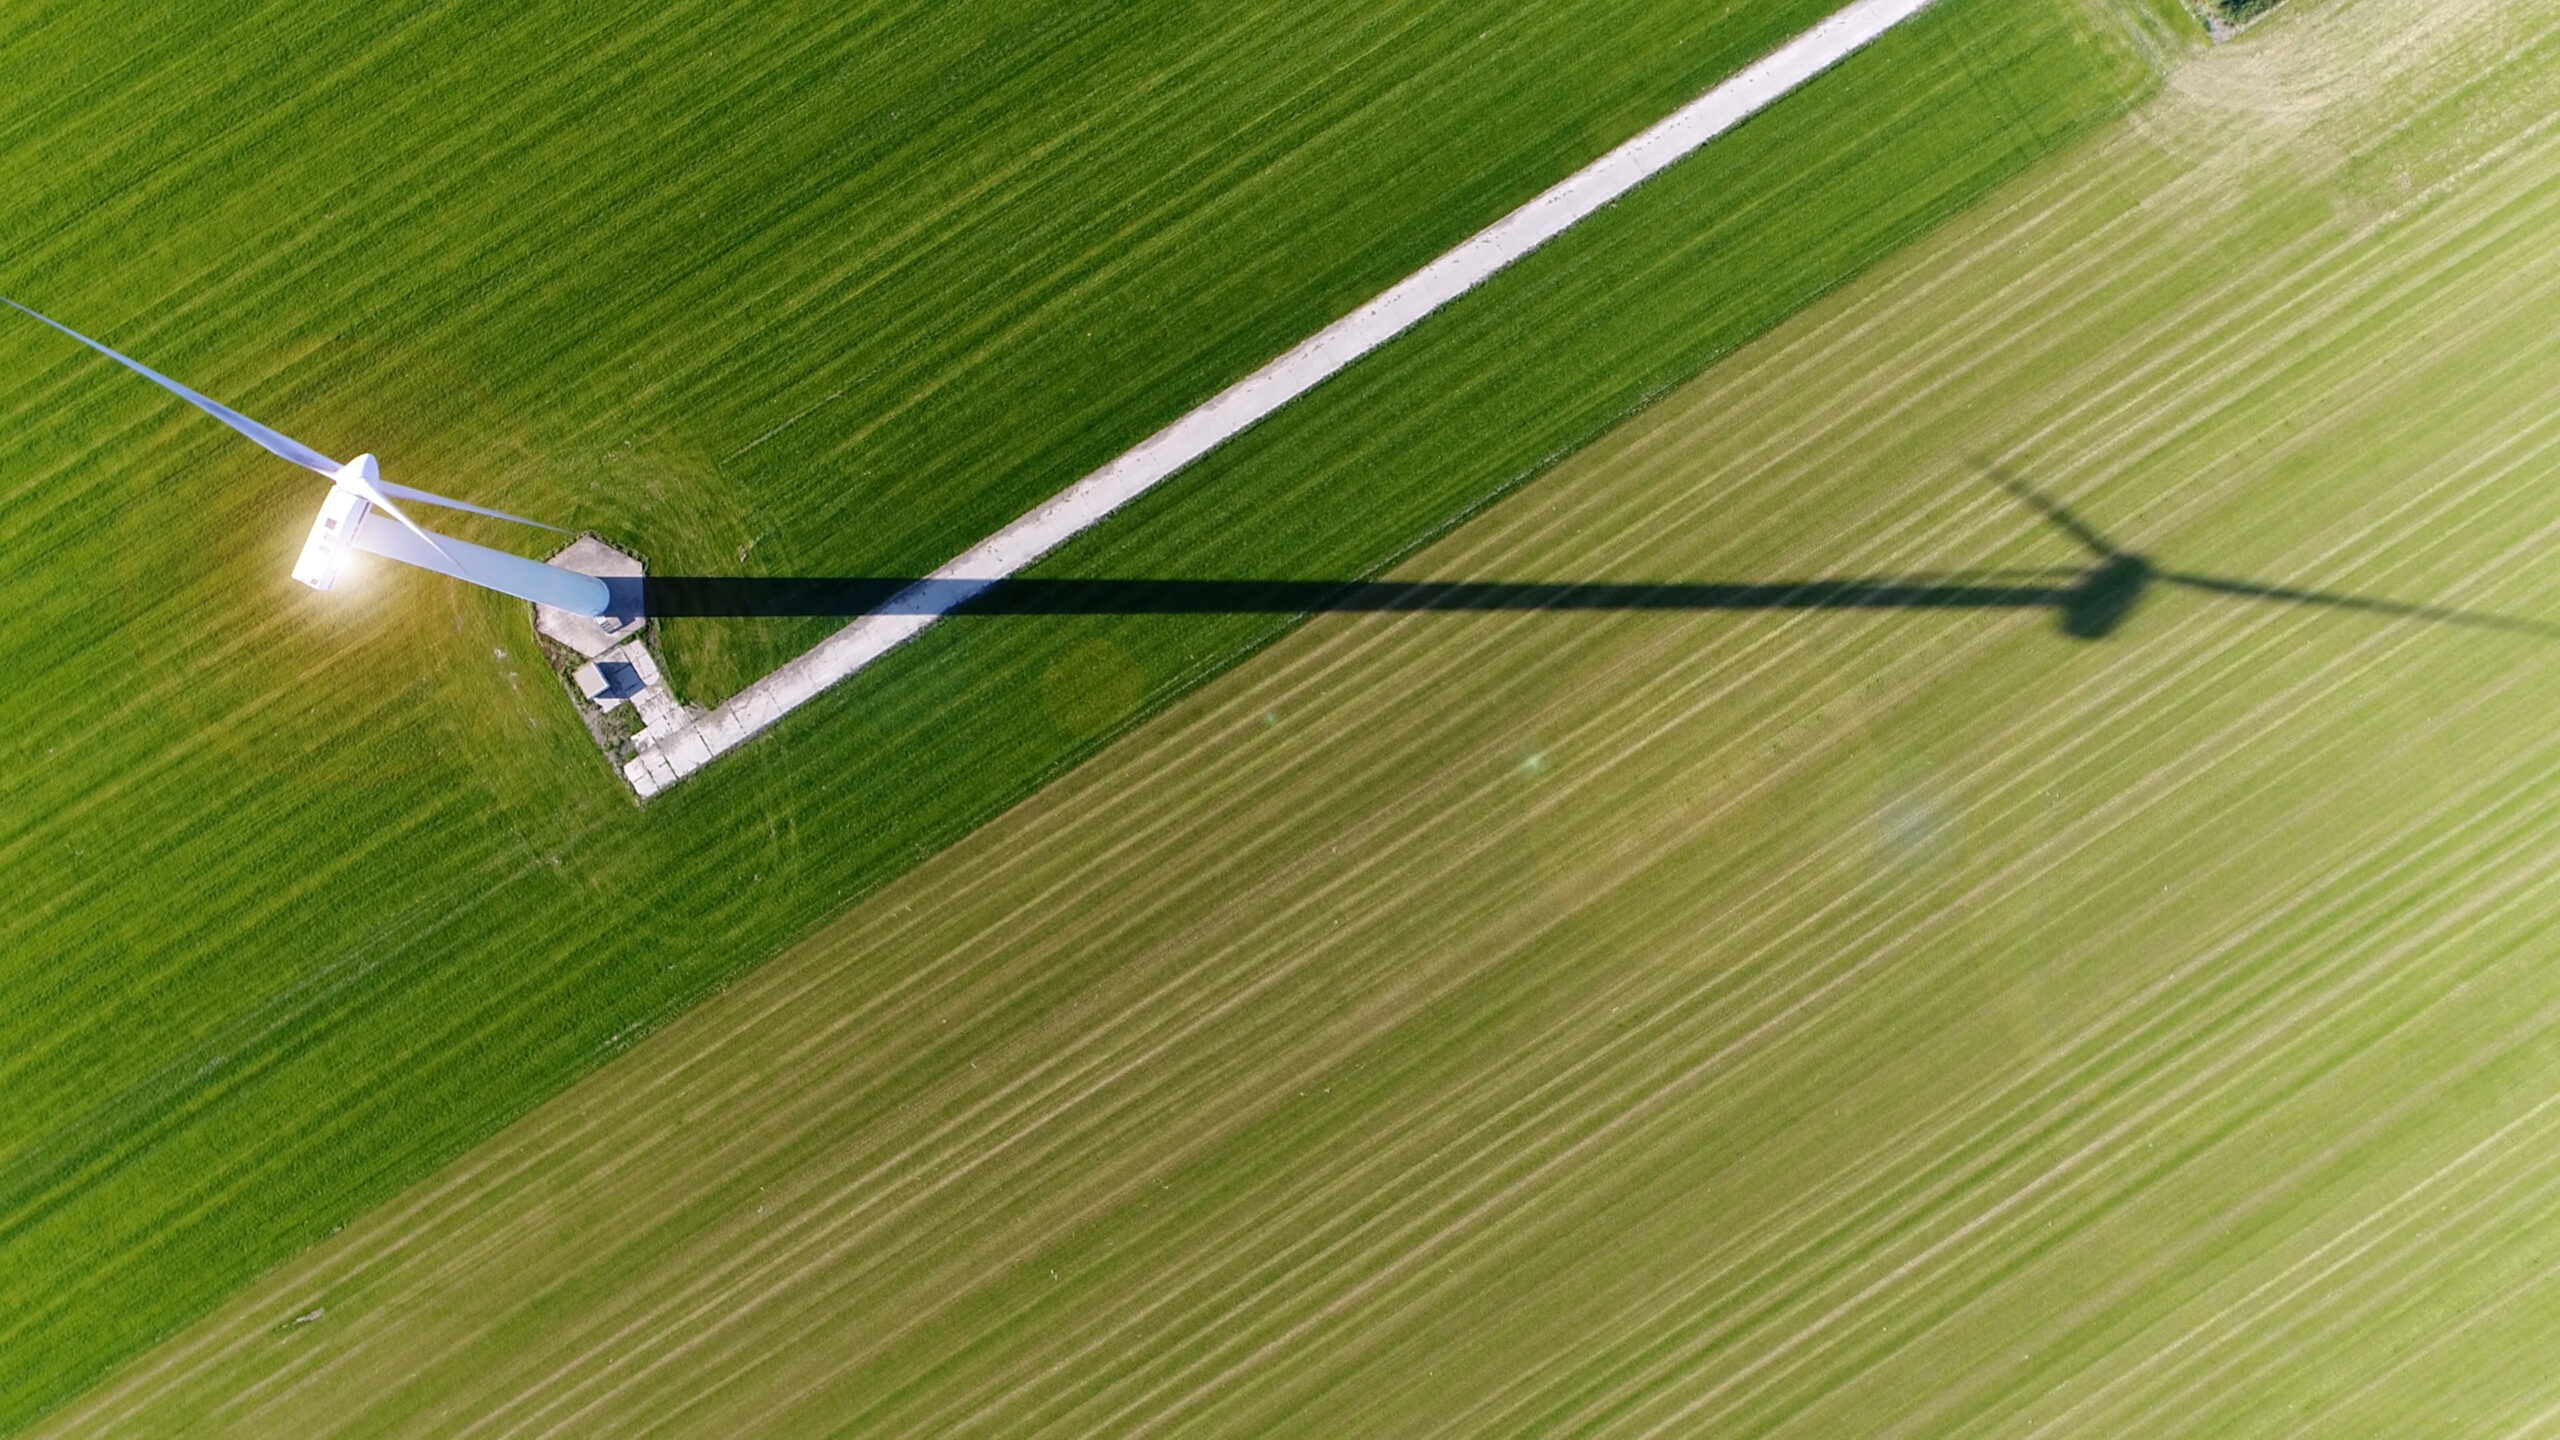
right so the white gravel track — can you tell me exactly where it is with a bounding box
[626,0,1940,798]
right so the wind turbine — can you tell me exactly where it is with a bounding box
[4,299,613,617]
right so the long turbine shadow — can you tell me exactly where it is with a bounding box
[632,474,2559,642]
[639,572,2084,617]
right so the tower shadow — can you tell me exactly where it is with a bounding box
[628,471,2557,642]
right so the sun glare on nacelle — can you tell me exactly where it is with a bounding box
[292,486,371,593]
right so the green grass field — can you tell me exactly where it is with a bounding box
[0,0,1824,705]
[0,0,2164,1430]
[41,0,2560,1433]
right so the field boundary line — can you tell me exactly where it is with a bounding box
[623,0,1941,797]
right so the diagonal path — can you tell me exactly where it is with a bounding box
[623,0,1941,797]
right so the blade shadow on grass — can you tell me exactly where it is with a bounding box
[1976,462,2560,639]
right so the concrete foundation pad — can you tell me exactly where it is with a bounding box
[535,536,648,660]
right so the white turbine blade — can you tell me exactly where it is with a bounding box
[331,455,467,575]
[373,479,565,531]
[334,467,470,576]
[350,510,611,616]
[372,491,465,572]
[2,297,340,475]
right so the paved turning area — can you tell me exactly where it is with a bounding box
[536,536,698,768]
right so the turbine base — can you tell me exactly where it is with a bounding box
[532,536,648,660]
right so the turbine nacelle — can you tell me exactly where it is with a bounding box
[291,480,372,592]
[291,454,398,593]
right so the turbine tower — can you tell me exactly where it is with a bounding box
[4,298,613,618]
